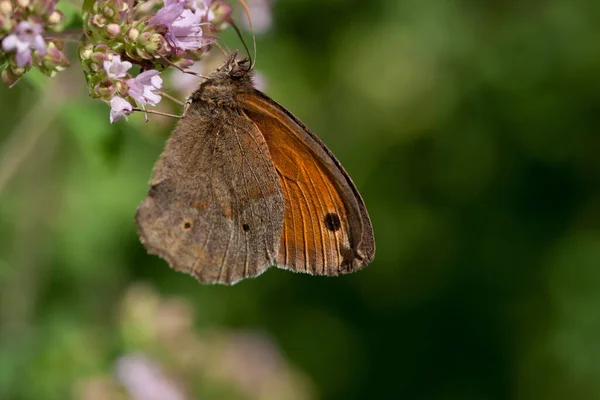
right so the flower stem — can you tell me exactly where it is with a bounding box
[44,29,85,43]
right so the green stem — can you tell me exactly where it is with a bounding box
[44,29,86,43]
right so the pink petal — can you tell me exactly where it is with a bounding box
[110,96,133,123]
[15,50,31,67]
[149,1,185,27]
[150,75,163,89]
[1,34,17,51]
[32,34,47,56]
[137,69,161,82]
[104,55,133,78]
[143,90,162,106]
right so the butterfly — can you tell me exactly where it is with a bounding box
[136,53,375,284]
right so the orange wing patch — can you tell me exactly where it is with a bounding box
[239,93,362,275]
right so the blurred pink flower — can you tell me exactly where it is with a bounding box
[218,331,284,396]
[243,0,272,34]
[116,355,187,400]
[2,21,47,67]
[169,61,205,96]
[190,0,215,22]
[110,96,133,123]
[253,70,268,91]
[103,55,132,78]
[127,70,163,106]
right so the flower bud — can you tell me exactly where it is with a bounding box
[42,42,69,71]
[115,80,128,97]
[92,14,107,28]
[134,31,166,59]
[47,10,64,26]
[103,5,115,19]
[90,51,107,64]
[16,0,30,10]
[0,0,13,15]
[96,79,117,100]
[210,0,233,28]
[79,43,94,59]
[2,66,25,88]
[0,13,13,33]
[127,27,139,42]
[85,73,104,98]
[106,23,121,37]
[145,33,164,53]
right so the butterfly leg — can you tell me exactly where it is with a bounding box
[132,108,183,119]
[159,55,210,80]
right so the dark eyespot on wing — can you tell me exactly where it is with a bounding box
[324,213,341,232]
[242,223,250,232]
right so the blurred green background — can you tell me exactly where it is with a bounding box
[2,0,600,399]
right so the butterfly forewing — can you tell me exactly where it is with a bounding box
[238,91,375,275]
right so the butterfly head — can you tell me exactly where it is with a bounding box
[189,52,254,105]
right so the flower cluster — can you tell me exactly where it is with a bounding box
[78,45,163,122]
[80,0,232,122]
[73,284,314,400]
[0,0,270,123]
[0,0,69,87]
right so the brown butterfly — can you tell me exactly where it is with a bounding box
[136,53,375,285]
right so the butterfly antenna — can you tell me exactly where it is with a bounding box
[228,19,252,69]
[231,0,257,69]
[159,54,210,80]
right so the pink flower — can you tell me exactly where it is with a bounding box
[103,54,132,78]
[110,96,133,123]
[166,9,206,52]
[149,0,186,27]
[190,0,215,22]
[126,70,162,106]
[169,60,204,96]
[2,21,47,67]
[149,0,208,53]
[243,0,272,34]
[116,355,186,400]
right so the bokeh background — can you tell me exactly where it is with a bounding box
[2,0,600,399]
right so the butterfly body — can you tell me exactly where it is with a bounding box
[136,54,375,284]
